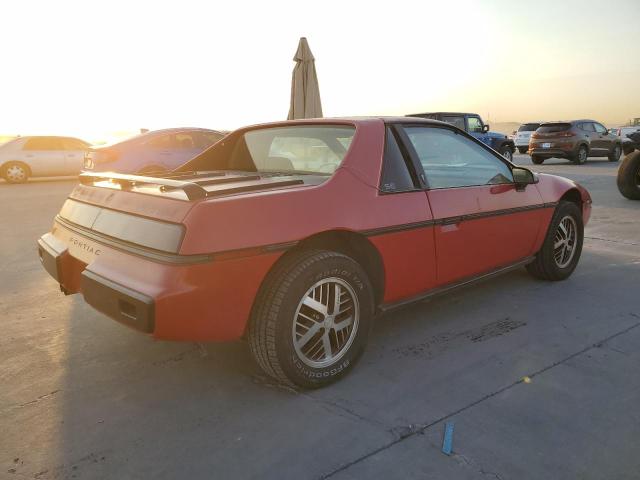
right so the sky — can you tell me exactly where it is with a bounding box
[1,0,639,141]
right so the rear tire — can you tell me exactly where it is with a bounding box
[531,155,544,165]
[526,201,583,281]
[617,151,640,200]
[572,145,588,165]
[1,161,30,183]
[608,144,621,162]
[248,250,374,389]
[517,147,528,154]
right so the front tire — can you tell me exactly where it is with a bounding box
[608,144,621,162]
[526,201,584,281]
[248,250,374,388]
[531,155,544,165]
[500,145,513,162]
[517,147,528,154]
[2,161,30,183]
[617,151,640,200]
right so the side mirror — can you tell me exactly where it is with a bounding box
[482,124,490,133]
[512,167,537,191]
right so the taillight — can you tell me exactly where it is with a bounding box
[531,132,540,139]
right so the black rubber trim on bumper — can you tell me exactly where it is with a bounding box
[81,270,155,333]
[37,237,66,283]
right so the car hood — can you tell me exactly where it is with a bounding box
[486,131,508,140]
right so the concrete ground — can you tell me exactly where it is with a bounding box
[1,155,639,480]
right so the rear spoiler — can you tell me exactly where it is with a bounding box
[79,171,304,200]
[79,171,211,200]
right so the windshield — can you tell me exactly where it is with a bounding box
[182,125,355,175]
[518,123,541,132]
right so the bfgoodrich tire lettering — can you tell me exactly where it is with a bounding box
[526,201,584,281]
[248,250,374,388]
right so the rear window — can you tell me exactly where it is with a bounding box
[24,137,64,150]
[518,123,541,132]
[537,123,571,134]
[441,116,466,130]
[240,126,355,175]
[180,125,356,175]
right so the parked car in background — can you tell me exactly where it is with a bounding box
[529,120,622,165]
[514,122,543,154]
[38,117,591,388]
[618,130,640,200]
[0,136,90,183]
[84,128,225,174]
[612,126,640,139]
[407,112,516,161]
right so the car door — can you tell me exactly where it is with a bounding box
[592,122,613,154]
[20,137,66,176]
[398,125,545,286]
[60,138,89,174]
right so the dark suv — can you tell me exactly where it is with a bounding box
[529,120,622,165]
[407,112,515,161]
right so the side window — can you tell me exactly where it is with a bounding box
[174,133,196,149]
[580,123,595,132]
[466,116,484,133]
[380,128,416,193]
[441,115,466,131]
[147,135,172,149]
[593,123,607,134]
[193,132,223,149]
[61,138,88,150]
[23,137,63,150]
[402,126,513,189]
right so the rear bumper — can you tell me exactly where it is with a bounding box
[38,234,154,332]
[529,147,573,158]
[37,223,282,341]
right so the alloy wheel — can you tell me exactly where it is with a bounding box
[292,277,359,368]
[578,147,587,164]
[6,165,26,182]
[553,215,578,268]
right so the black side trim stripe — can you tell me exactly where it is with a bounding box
[363,202,557,237]
[361,220,437,236]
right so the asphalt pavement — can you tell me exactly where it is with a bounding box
[1,154,639,479]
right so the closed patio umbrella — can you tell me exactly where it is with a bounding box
[287,37,323,120]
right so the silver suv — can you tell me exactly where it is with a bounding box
[0,136,90,183]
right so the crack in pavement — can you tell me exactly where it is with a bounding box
[319,318,640,479]
[585,236,640,247]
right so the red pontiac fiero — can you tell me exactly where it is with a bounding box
[38,117,591,387]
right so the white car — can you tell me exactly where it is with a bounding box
[0,136,90,183]
[514,122,543,154]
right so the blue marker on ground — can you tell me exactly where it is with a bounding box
[442,422,454,455]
